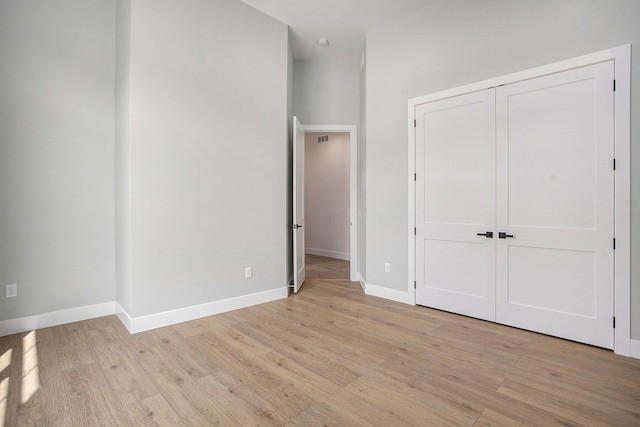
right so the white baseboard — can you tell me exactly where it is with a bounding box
[0,302,116,337]
[115,287,289,334]
[305,248,349,261]
[115,303,133,333]
[358,273,366,292]
[630,339,640,359]
[364,282,414,305]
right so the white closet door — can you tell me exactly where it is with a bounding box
[495,62,615,348]
[415,89,496,321]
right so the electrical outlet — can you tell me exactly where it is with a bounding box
[6,284,17,298]
[245,267,252,279]
[384,263,391,273]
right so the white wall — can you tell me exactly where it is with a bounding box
[0,0,116,321]
[305,132,350,260]
[116,0,289,318]
[293,59,360,125]
[364,0,640,337]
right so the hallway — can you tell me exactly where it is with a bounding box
[305,254,350,281]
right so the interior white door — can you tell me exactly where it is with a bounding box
[415,89,496,321]
[495,62,615,348]
[292,116,306,293]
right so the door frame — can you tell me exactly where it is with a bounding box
[301,124,359,282]
[408,44,631,356]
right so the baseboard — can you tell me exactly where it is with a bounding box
[116,287,289,334]
[364,282,414,305]
[630,339,640,359]
[358,273,366,292]
[305,248,349,261]
[0,302,116,337]
[115,303,133,333]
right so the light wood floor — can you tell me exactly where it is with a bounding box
[305,254,349,280]
[2,277,640,426]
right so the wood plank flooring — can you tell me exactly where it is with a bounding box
[2,263,640,425]
[305,254,349,280]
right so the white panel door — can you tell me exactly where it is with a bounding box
[292,116,306,293]
[495,62,615,348]
[415,89,496,321]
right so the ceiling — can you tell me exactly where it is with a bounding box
[239,0,426,60]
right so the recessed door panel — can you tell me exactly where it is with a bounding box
[425,240,486,297]
[423,100,493,225]
[506,78,597,229]
[507,246,596,318]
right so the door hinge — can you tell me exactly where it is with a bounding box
[414,227,417,235]
[613,158,616,170]
[414,119,416,128]
[613,80,616,91]
[414,281,417,289]
[613,238,616,250]
[414,173,417,181]
[613,317,616,328]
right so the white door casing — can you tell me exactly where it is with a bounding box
[495,62,615,348]
[409,45,631,356]
[292,116,306,293]
[415,89,496,321]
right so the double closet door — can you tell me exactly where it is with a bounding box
[415,61,615,349]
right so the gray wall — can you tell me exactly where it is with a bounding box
[293,59,360,126]
[115,0,133,315]
[0,0,116,321]
[117,0,289,317]
[359,51,367,279]
[365,0,640,336]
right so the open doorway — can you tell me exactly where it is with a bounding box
[301,124,358,283]
[305,131,351,280]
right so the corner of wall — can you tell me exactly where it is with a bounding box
[115,0,133,315]
[0,302,116,338]
[114,287,288,334]
[630,339,640,359]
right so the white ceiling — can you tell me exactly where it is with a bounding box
[239,0,426,60]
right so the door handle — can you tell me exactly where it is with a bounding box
[291,224,302,229]
[476,232,493,238]
[498,232,514,239]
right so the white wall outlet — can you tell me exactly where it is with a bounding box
[384,263,391,273]
[245,267,252,279]
[6,284,17,298]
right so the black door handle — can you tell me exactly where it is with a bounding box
[291,224,302,229]
[498,232,514,239]
[476,232,493,238]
